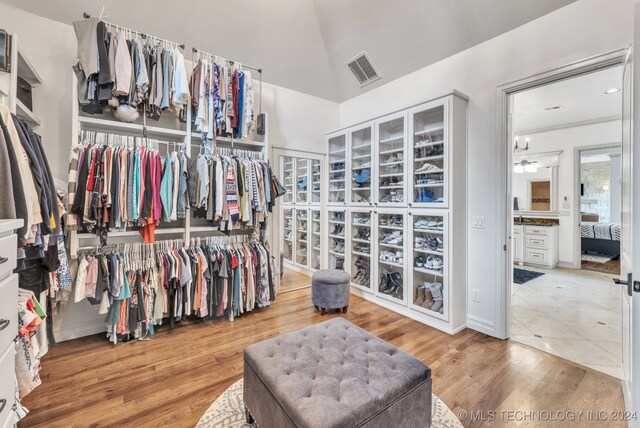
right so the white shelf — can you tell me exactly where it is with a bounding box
[18,48,43,87]
[414,248,443,256]
[329,179,345,183]
[379,160,403,167]
[378,260,403,268]
[414,155,444,162]
[352,154,372,160]
[77,227,185,239]
[414,140,444,149]
[414,168,444,174]
[380,147,404,155]
[379,225,403,230]
[379,185,403,189]
[16,99,41,128]
[413,228,444,234]
[379,172,403,178]
[379,135,404,144]
[330,169,346,173]
[80,115,187,138]
[329,234,345,239]
[414,267,444,277]
[353,187,371,191]
[192,133,265,148]
[329,250,345,256]
[352,251,371,258]
[352,238,370,244]
[414,124,444,136]
[415,183,444,188]
[330,220,345,224]
[379,243,403,250]
[329,149,345,155]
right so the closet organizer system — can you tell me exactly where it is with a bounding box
[68,15,280,343]
[0,35,60,424]
[279,154,323,274]
[325,92,468,333]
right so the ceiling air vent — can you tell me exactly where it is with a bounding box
[346,51,381,87]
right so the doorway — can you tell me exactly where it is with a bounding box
[273,148,325,293]
[506,63,624,378]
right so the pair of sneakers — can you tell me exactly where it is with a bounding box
[380,251,403,264]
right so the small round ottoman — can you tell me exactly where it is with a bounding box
[312,269,351,315]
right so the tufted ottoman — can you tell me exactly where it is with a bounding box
[243,318,432,427]
[312,269,351,315]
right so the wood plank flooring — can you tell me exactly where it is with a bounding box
[20,287,626,427]
[581,257,620,275]
[278,268,311,293]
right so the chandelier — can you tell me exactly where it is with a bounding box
[513,159,538,174]
[513,136,529,154]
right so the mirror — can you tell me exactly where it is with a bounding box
[513,151,561,212]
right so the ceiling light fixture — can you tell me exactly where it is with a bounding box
[513,136,529,154]
[605,88,621,94]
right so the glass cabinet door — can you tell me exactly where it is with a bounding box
[410,212,447,319]
[375,211,407,304]
[349,210,373,292]
[296,158,310,204]
[281,156,295,204]
[328,134,347,204]
[328,209,346,270]
[377,113,407,205]
[311,159,321,204]
[283,207,294,262]
[350,124,373,205]
[296,208,309,267]
[310,209,321,270]
[410,101,447,207]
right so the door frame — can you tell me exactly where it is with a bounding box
[272,147,327,278]
[495,48,627,340]
[573,143,622,268]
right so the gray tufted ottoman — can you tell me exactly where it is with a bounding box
[243,318,432,427]
[312,269,351,315]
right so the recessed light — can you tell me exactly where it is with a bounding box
[605,88,621,94]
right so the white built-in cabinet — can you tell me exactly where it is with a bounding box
[323,91,468,334]
[279,152,323,275]
[513,224,559,268]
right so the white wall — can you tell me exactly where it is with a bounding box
[519,120,621,266]
[610,153,622,224]
[0,3,339,341]
[339,0,636,337]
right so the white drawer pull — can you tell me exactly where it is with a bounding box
[0,319,8,331]
[0,256,6,265]
[0,398,5,413]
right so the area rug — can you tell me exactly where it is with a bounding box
[581,253,616,263]
[513,268,545,284]
[196,378,463,428]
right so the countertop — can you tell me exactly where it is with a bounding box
[513,217,559,227]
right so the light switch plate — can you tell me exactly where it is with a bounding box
[472,216,485,229]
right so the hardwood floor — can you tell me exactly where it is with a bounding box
[279,268,311,293]
[581,257,620,275]
[21,287,625,427]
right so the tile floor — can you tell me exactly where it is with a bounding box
[510,266,623,379]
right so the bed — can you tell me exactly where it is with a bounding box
[580,222,621,256]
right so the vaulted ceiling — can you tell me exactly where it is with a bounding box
[2,0,577,101]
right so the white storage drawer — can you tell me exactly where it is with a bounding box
[0,234,17,280]
[525,226,550,236]
[525,248,549,263]
[0,343,16,427]
[525,235,549,249]
[0,274,18,353]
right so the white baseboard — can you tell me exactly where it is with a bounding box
[54,320,106,342]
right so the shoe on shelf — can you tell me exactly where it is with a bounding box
[354,168,371,184]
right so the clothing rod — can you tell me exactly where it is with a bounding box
[82,12,186,50]
[191,47,262,74]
